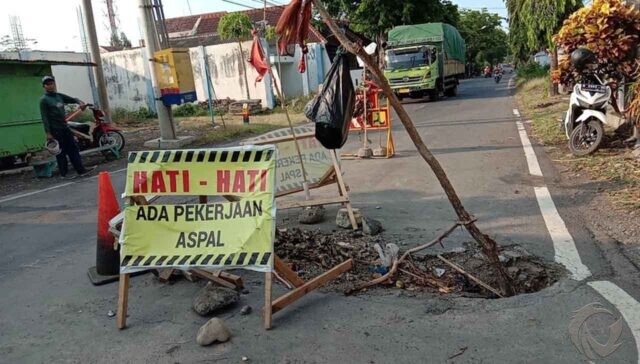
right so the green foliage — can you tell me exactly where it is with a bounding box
[322,0,460,40]
[517,62,551,81]
[264,25,277,42]
[111,107,157,125]
[458,10,508,68]
[506,0,582,64]
[218,13,253,41]
[172,103,209,117]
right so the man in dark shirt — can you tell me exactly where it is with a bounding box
[40,76,95,178]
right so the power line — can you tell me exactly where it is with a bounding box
[221,0,256,9]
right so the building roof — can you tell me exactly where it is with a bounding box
[165,5,324,44]
[0,51,95,66]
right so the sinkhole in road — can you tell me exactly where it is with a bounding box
[275,228,566,298]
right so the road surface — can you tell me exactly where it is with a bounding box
[1,76,639,363]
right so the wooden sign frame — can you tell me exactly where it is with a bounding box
[245,131,358,230]
[115,194,353,330]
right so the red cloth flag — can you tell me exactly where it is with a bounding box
[248,31,269,84]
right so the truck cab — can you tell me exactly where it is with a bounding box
[384,45,442,100]
[383,23,466,102]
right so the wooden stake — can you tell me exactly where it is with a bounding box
[272,259,353,314]
[275,256,305,288]
[330,150,358,230]
[264,271,273,330]
[116,273,130,329]
[437,255,504,298]
[311,0,515,296]
[191,269,237,290]
[257,38,311,199]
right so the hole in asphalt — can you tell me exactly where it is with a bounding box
[276,228,565,298]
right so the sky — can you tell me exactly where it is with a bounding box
[0,0,508,53]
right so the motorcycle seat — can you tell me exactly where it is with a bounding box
[68,121,90,135]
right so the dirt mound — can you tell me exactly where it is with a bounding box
[275,228,565,298]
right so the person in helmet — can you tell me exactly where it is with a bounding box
[39,76,95,178]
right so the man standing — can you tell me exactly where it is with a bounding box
[40,76,95,178]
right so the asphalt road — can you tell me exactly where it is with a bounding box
[1,76,639,363]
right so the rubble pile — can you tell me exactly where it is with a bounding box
[275,229,564,297]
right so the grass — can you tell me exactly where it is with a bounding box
[176,113,296,146]
[517,76,640,210]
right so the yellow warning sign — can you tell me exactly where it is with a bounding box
[124,146,276,197]
[120,146,276,273]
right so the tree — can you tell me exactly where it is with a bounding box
[322,0,460,61]
[458,10,508,72]
[554,0,640,119]
[312,0,516,296]
[120,32,132,48]
[506,0,582,95]
[320,0,460,68]
[218,12,254,100]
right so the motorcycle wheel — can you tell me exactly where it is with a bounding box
[98,130,125,152]
[569,119,603,156]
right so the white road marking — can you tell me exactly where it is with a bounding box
[515,119,543,177]
[589,281,640,363]
[0,167,127,205]
[513,108,591,280]
[534,186,592,280]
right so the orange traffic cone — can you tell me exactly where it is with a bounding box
[88,172,121,285]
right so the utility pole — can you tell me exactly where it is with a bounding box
[80,0,111,120]
[138,0,177,142]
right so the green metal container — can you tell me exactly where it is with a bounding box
[0,61,50,161]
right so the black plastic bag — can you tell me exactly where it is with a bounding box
[304,52,355,149]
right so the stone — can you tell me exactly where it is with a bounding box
[362,217,383,236]
[240,305,252,315]
[298,206,325,224]
[336,208,362,229]
[196,318,231,346]
[193,283,239,316]
[434,268,446,277]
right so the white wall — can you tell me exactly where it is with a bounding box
[89,41,332,112]
[101,48,153,111]
[51,65,95,103]
[190,41,270,107]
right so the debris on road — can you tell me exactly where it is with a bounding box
[373,243,399,267]
[275,228,563,297]
[193,283,240,316]
[240,305,252,315]
[336,208,362,228]
[362,217,383,235]
[107,310,115,318]
[196,318,231,346]
[298,206,326,224]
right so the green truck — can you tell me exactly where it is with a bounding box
[384,23,466,101]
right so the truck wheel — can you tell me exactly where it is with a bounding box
[429,90,440,102]
[445,85,458,97]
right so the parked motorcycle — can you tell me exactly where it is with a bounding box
[562,48,613,156]
[65,104,125,154]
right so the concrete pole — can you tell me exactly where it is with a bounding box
[138,0,176,141]
[80,0,111,120]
